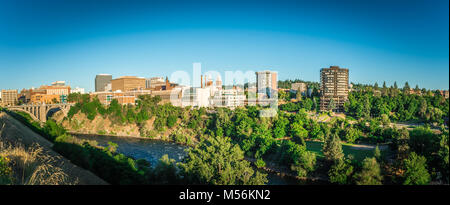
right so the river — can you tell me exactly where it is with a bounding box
[71,133,306,185]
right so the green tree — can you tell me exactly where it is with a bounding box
[178,136,267,185]
[322,134,344,162]
[290,122,308,146]
[403,81,410,94]
[354,157,382,185]
[328,158,354,184]
[167,114,177,128]
[273,115,289,139]
[374,146,381,161]
[402,152,430,185]
[396,128,410,160]
[149,154,180,184]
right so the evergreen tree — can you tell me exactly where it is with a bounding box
[397,128,410,160]
[179,136,268,185]
[328,158,354,184]
[354,157,383,185]
[403,82,410,94]
[374,145,381,161]
[322,133,344,162]
[414,84,420,92]
[403,152,431,185]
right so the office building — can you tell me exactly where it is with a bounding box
[40,85,71,96]
[256,71,278,98]
[111,76,146,92]
[30,94,60,104]
[71,87,85,94]
[146,77,164,89]
[320,66,349,112]
[95,74,112,92]
[211,89,245,108]
[51,81,66,86]
[1,89,18,106]
[291,82,307,96]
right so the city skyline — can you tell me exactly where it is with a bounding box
[1,0,449,92]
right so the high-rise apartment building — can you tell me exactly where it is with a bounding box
[1,89,18,106]
[320,66,349,112]
[256,71,278,98]
[95,74,112,92]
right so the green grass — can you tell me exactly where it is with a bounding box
[305,141,376,161]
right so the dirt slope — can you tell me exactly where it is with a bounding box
[0,112,108,185]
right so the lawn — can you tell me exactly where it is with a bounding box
[306,141,376,161]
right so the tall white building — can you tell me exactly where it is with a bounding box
[211,89,245,108]
[181,87,212,108]
[179,74,245,108]
[256,71,278,99]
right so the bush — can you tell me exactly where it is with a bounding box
[0,156,12,184]
[255,159,266,169]
[403,152,430,185]
[167,115,177,128]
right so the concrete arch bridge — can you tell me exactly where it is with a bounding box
[7,103,74,123]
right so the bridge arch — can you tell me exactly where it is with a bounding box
[7,104,74,123]
[7,107,41,122]
[45,105,71,121]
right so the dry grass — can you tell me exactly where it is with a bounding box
[0,141,75,185]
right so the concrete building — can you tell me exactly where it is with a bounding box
[151,89,182,105]
[256,71,278,99]
[104,83,112,92]
[291,82,307,96]
[95,74,112,92]
[216,75,222,88]
[71,87,85,94]
[444,90,449,99]
[92,91,136,105]
[30,94,60,104]
[111,76,146,92]
[146,77,165,89]
[51,81,66,86]
[211,89,245,108]
[148,77,178,91]
[320,66,349,112]
[40,85,71,96]
[1,89,18,106]
[19,88,46,104]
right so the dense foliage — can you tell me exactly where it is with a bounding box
[344,85,449,124]
[4,82,448,185]
[178,136,268,185]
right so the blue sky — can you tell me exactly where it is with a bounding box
[0,0,448,92]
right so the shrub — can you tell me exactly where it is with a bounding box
[0,156,12,184]
[255,159,266,169]
[167,115,177,128]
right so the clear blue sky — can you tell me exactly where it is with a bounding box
[0,0,448,92]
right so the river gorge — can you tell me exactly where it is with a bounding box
[70,133,307,185]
